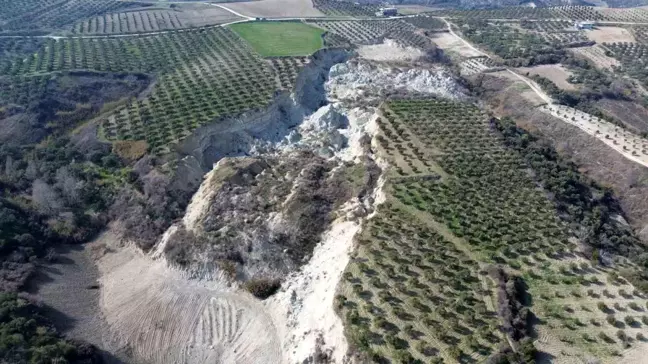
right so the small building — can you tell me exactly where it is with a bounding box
[575,21,595,30]
[379,7,398,17]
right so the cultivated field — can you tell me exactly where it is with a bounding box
[428,32,484,58]
[516,64,578,90]
[74,5,241,34]
[308,19,432,50]
[394,5,441,15]
[458,57,498,76]
[586,26,636,43]
[312,0,378,17]
[309,20,405,45]
[571,45,621,70]
[267,56,310,90]
[0,0,141,32]
[436,5,648,22]
[221,0,324,18]
[339,98,648,363]
[487,70,549,106]
[230,21,325,57]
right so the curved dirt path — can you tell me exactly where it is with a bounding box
[209,3,255,20]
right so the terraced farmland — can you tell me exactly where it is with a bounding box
[457,20,565,65]
[312,0,379,17]
[435,5,648,22]
[0,0,141,32]
[267,56,309,90]
[340,99,648,363]
[1,27,251,75]
[309,20,406,45]
[74,6,240,35]
[308,19,430,49]
[99,27,277,154]
[75,10,184,34]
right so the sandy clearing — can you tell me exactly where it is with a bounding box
[539,104,648,168]
[586,26,636,43]
[98,241,282,364]
[357,39,425,62]
[429,31,484,58]
[219,0,324,18]
[516,64,578,91]
[571,45,620,70]
[621,342,648,364]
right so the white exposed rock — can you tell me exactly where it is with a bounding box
[327,60,466,102]
[358,38,426,62]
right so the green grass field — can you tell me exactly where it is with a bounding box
[230,21,325,57]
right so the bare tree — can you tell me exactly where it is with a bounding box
[32,179,64,216]
[55,167,83,205]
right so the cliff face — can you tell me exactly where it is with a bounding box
[179,49,350,170]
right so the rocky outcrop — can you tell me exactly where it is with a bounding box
[326,60,468,104]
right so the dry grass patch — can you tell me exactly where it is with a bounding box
[516,64,578,91]
[571,45,620,70]
[539,104,648,168]
[586,26,636,43]
[487,70,548,106]
[598,98,648,135]
[112,140,148,162]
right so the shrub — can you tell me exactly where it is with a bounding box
[243,278,281,299]
[597,302,608,312]
[606,315,617,326]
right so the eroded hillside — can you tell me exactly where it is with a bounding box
[5,4,648,364]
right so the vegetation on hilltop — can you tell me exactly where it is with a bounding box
[230,21,326,57]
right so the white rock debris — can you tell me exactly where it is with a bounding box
[327,60,466,103]
[96,53,467,364]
